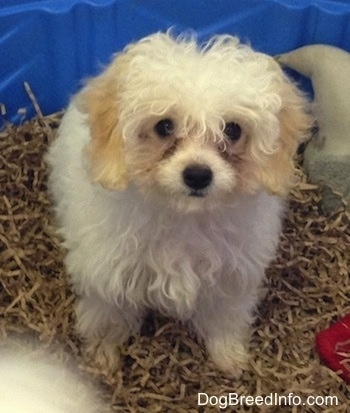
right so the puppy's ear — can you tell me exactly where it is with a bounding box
[258,65,312,197]
[78,56,129,190]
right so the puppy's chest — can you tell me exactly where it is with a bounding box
[137,221,236,272]
[116,219,241,315]
[107,205,241,274]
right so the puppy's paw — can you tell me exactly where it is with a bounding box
[206,336,249,378]
[83,335,121,376]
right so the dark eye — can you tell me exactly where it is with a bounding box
[224,122,242,141]
[154,118,175,138]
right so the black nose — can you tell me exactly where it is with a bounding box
[182,165,213,191]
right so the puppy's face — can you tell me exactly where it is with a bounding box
[80,33,311,212]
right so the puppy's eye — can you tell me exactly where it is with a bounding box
[154,119,175,138]
[224,122,242,142]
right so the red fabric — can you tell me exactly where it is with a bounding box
[316,314,350,384]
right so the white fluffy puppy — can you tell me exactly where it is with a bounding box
[0,343,105,413]
[47,32,310,376]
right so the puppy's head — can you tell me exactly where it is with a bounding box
[79,33,311,212]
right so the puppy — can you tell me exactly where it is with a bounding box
[0,341,105,413]
[47,32,310,376]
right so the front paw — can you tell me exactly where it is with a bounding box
[83,335,122,376]
[206,335,249,378]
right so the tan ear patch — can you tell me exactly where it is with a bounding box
[258,81,312,197]
[78,60,129,191]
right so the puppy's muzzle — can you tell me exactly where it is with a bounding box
[182,164,213,195]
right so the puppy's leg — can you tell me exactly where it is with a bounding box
[193,286,258,377]
[76,294,142,374]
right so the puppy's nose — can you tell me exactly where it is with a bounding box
[182,165,213,190]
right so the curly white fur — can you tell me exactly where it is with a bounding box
[47,32,310,375]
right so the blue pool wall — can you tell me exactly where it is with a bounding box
[1,0,350,123]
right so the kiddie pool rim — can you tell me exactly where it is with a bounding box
[1,0,350,124]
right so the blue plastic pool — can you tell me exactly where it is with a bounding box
[1,0,350,123]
